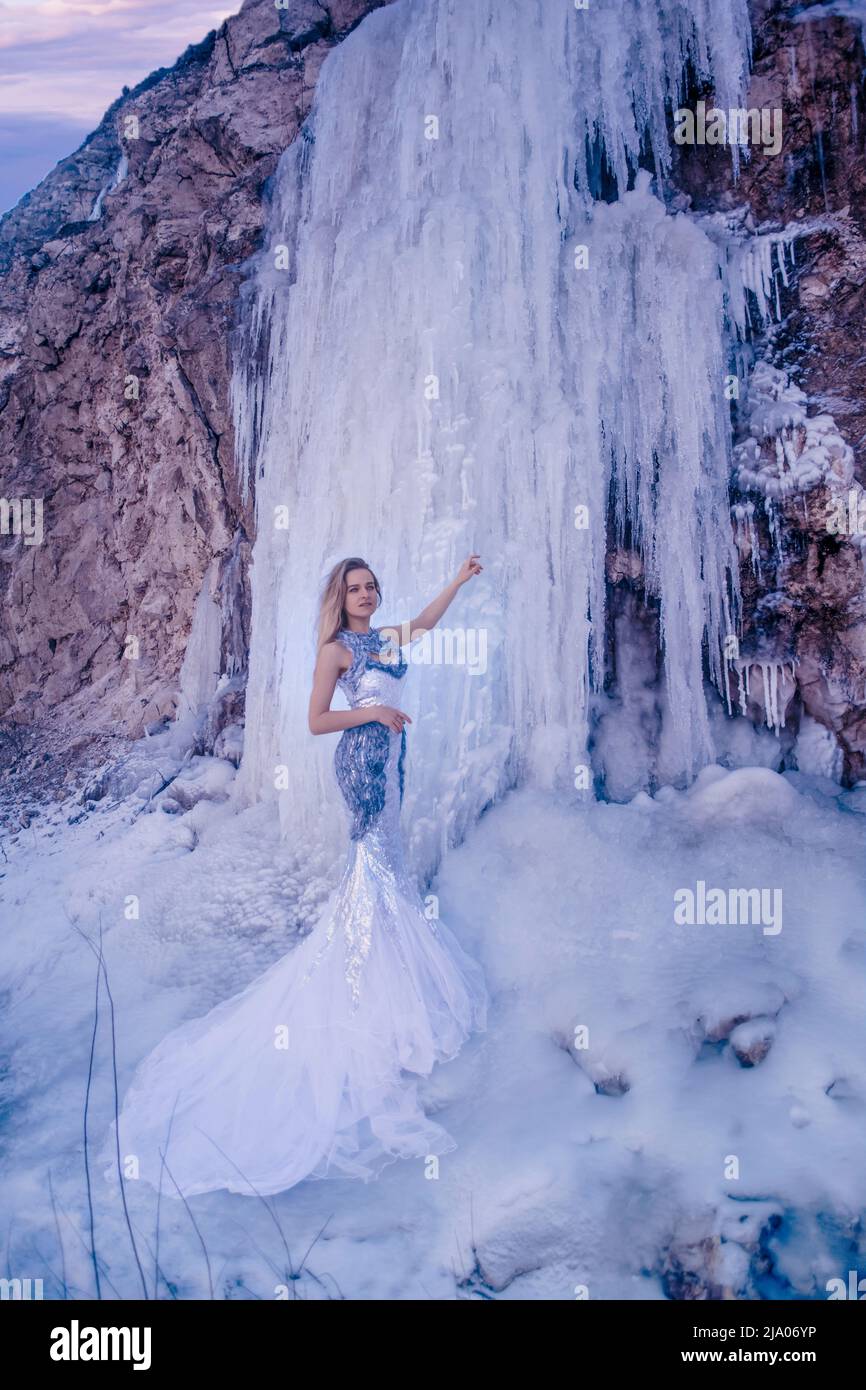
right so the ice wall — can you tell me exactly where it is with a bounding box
[233,0,751,867]
[177,559,222,719]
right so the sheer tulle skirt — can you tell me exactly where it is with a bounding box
[100,798,488,1199]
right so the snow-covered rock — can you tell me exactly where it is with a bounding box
[161,756,236,813]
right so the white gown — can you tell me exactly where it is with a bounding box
[100,626,488,1198]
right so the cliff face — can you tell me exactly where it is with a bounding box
[1,0,865,802]
[672,0,866,780]
[0,0,389,797]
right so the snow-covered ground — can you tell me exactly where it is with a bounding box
[2,734,863,1300]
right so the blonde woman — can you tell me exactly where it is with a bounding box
[103,556,488,1198]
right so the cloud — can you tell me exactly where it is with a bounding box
[0,0,238,211]
[0,0,239,117]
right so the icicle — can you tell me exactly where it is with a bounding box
[733,658,797,735]
[788,44,799,95]
[815,128,829,211]
[218,530,248,681]
[766,663,777,732]
[751,513,760,578]
[731,501,761,580]
[745,503,761,580]
[177,560,222,719]
[767,500,782,563]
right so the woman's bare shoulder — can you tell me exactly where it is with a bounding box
[319,636,352,672]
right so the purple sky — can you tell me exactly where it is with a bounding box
[0,0,238,214]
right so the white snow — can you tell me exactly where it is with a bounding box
[0,757,864,1298]
[794,713,845,782]
[734,360,855,502]
[795,2,866,30]
[87,154,128,222]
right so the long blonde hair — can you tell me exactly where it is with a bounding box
[317,557,382,648]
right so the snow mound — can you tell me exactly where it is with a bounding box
[680,765,801,828]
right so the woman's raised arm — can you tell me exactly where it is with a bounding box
[389,554,483,646]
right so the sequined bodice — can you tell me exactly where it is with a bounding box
[336,627,408,707]
[330,625,410,855]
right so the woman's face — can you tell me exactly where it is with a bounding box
[343,568,378,623]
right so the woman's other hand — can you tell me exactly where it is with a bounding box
[372,706,412,734]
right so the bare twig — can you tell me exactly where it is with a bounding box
[70,915,149,1298]
[81,939,102,1299]
[194,1130,296,1284]
[57,1203,124,1301]
[160,1153,214,1300]
[47,1170,68,1299]
[127,1220,179,1301]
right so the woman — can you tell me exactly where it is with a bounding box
[101,556,488,1198]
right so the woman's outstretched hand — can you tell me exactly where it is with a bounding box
[400,555,483,644]
[455,553,483,585]
[372,706,412,734]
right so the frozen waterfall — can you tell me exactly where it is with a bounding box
[232,0,752,871]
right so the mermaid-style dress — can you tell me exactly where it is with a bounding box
[100,625,488,1199]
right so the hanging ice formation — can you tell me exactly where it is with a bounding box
[732,501,761,580]
[176,559,222,721]
[232,0,753,868]
[732,659,798,735]
[734,360,857,503]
